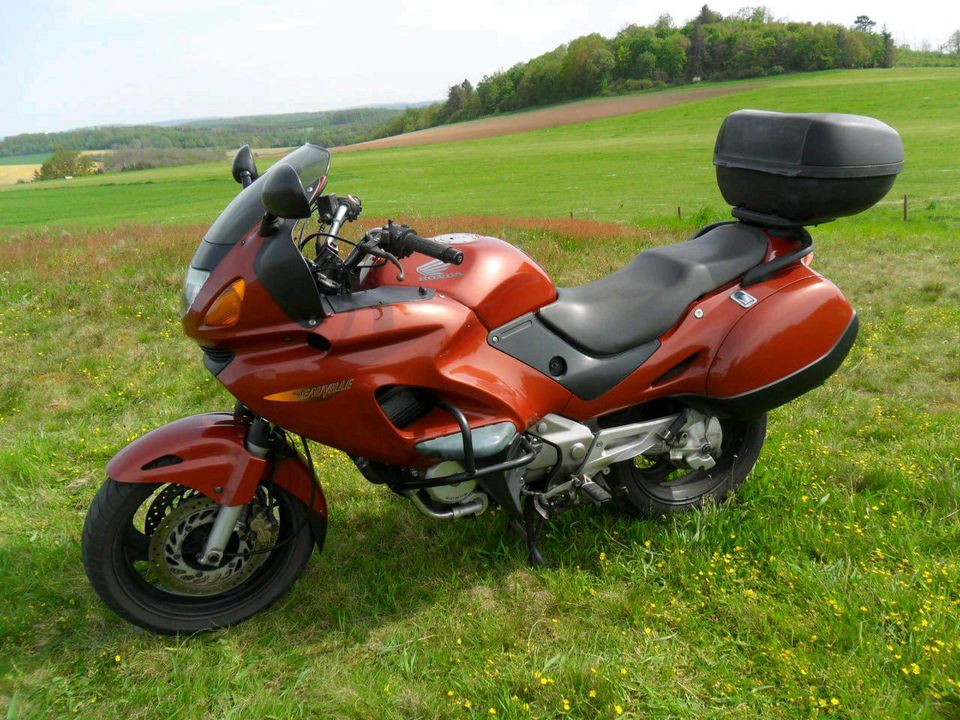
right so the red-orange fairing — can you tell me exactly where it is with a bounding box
[181,228,853,468]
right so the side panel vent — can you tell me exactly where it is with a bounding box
[201,346,235,376]
[652,353,699,386]
[376,386,433,429]
[141,454,184,471]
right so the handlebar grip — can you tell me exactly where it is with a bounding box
[402,233,464,265]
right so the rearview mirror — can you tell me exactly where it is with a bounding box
[231,145,259,187]
[261,163,312,219]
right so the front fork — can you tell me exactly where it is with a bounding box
[199,417,273,565]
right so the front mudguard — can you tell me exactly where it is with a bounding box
[106,413,327,544]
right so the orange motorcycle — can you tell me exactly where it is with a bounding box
[82,110,903,633]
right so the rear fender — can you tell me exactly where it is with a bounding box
[106,412,327,520]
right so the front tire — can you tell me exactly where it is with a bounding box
[608,414,767,518]
[82,479,316,634]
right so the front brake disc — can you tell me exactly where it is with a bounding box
[143,484,200,536]
[147,496,268,596]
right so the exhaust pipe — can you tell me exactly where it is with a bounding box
[405,490,488,521]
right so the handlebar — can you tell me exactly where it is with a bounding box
[386,222,464,265]
[316,215,467,294]
[399,232,464,265]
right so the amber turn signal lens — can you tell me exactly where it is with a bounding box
[203,279,245,327]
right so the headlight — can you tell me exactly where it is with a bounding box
[181,266,210,316]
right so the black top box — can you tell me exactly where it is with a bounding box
[713,110,904,227]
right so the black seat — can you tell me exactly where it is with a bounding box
[538,223,768,356]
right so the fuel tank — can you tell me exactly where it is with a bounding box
[364,233,557,329]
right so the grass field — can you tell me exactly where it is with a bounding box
[1,69,958,234]
[1,68,959,719]
[0,154,51,166]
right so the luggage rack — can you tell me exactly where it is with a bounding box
[737,217,814,287]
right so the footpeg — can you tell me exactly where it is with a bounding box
[578,477,612,503]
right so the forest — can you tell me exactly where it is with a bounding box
[376,7,898,136]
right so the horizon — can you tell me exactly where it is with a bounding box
[4,0,959,139]
[4,100,441,140]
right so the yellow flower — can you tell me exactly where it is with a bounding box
[599,551,607,561]
[447,690,455,697]
[830,698,840,706]
[464,700,472,709]
[488,709,497,715]
[644,627,652,635]
[615,704,624,715]
[620,667,627,675]
[114,655,120,663]
[589,689,597,698]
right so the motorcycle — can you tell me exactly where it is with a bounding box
[82,110,903,633]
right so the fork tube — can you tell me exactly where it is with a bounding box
[199,504,244,566]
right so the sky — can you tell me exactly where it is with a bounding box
[2,0,958,139]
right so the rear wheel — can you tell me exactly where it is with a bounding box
[82,479,317,634]
[608,414,766,518]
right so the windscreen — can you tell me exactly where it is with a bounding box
[203,144,332,246]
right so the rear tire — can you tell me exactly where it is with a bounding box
[82,479,316,634]
[608,414,766,518]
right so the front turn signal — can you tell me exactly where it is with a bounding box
[203,278,245,327]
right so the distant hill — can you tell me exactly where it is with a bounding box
[150,101,438,129]
[0,104,431,158]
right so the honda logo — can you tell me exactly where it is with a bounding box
[417,259,463,281]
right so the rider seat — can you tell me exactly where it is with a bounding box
[537,223,769,356]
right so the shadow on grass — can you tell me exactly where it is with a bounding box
[1,493,559,655]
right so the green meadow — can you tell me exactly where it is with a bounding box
[0,68,958,719]
[0,154,50,167]
[1,69,958,235]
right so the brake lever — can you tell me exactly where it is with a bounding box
[362,244,405,281]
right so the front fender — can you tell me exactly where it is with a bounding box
[106,413,327,520]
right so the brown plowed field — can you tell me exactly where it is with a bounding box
[333,85,755,153]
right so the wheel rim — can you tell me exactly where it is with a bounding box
[626,418,748,505]
[113,484,299,619]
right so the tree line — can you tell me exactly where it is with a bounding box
[376,6,897,137]
[0,107,402,158]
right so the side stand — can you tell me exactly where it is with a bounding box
[522,496,550,568]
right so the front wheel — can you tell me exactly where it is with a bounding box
[608,414,767,518]
[82,479,317,634]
